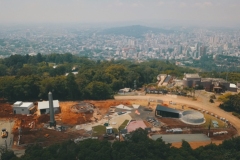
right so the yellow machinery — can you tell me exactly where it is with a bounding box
[1,128,8,138]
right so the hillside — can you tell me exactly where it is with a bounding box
[101,25,173,37]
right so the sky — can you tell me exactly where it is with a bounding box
[0,0,240,27]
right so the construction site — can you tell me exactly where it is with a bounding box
[0,91,238,152]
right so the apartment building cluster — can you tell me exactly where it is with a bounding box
[0,26,240,61]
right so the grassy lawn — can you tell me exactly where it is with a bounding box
[119,120,129,130]
[92,125,106,137]
[113,128,118,134]
[201,113,226,129]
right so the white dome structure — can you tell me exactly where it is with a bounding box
[180,110,205,125]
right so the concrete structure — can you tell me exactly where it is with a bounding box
[180,110,205,125]
[126,120,147,133]
[201,79,213,91]
[157,74,167,86]
[38,100,60,115]
[12,101,34,115]
[229,83,238,92]
[48,92,56,127]
[151,134,210,143]
[183,73,201,88]
[184,73,201,81]
[182,75,236,93]
[157,74,173,86]
[237,83,240,89]
[155,105,181,118]
[162,75,172,86]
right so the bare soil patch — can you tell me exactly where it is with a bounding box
[171,140,223,149]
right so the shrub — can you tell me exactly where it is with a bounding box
[209,99,214,103]
[232,112,240,119]
[210,94,216,99]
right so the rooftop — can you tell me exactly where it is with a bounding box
[13,102,33,108]
[184,73,200,79]
[38,100,60,110]
[201,78,227,82]
[14,101,22,105]
[230,83,237,88]
[20,102,33,108]
[163,75,172,83]
[156,105,181,114]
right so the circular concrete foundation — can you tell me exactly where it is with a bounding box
[180,110,205,125]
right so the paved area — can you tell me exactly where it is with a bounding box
[76,112,132,130]
[127,120,146,132]
[115,93,240,135]
[0,120,14,149]
[151,134,211,143]
[108,113,132,128]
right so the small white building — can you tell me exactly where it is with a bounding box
[13,101,34,115]
[38,100,60,115]
[118,88,131,93]
[106,126,113,134]
[229,83,238,92]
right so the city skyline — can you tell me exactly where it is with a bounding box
[1,0,240,27]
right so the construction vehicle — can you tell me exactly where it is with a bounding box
[1,128,8,138]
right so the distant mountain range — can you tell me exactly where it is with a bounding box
[101,25,173,37]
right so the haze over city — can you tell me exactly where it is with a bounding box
[1,0,240,27]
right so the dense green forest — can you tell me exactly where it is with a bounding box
[2,129,240,160]
[219,93,240,113]
[0,53,195,101]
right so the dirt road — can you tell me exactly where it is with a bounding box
[115,94,240,135]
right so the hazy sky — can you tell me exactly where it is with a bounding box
[1,0,240,27]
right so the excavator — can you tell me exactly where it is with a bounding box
[1,128,8,138]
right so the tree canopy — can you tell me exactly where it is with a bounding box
[3,128,240,160]
[0,53,196,101]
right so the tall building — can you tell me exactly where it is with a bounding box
[214,37,219,44]
[178,45,183,54]
[199,46,206,56]
[209,37,214,44]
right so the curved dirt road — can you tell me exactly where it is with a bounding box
[115,94,240,135]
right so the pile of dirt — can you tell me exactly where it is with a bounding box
[19,128,84,147]
[160,117,193,128]
[0,102,13,117]
[86,100,131,114]
[37,114,50,124]
[12,115,38,135]
[60,100,131,125]
[60,101,93,125]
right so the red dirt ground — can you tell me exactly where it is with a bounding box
[59,100,131,125]
[14,100,131,146]
[0,99,237,148]
[171,140,223,149]
[159,117,194,128]
[0,102,14,117]
[19,128,85,147]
